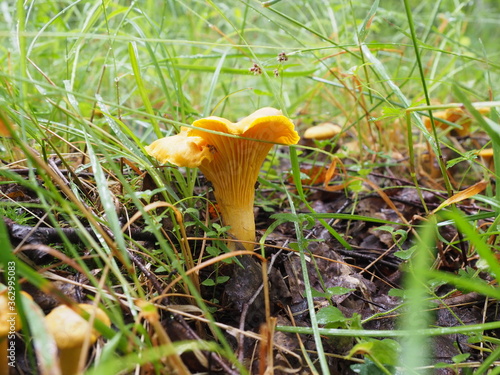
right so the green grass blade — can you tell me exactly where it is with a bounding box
[403,0,452,196]
[398,216,437,373]
[277,320,500,338]
[444,209,500,280]
[128,41,161,137]
[204,50,228,116]
[288,146,328,374]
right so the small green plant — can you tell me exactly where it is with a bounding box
[0,205,33,225]
[349,339,400,375]
[375,225,410,259]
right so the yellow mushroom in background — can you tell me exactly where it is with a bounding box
[45,304,111,375]
[146,107,299,251]
[478,148,494,170]
[303,122,342,140]
[423,107,490,137]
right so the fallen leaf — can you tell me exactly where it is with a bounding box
[433,180,487,213]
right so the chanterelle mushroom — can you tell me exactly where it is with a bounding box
[0,291,30,374]
[303,122,342,140]
[45,304,110,375]
[478,148,494,170]
[423,107,491,137]
[146,107,299,250]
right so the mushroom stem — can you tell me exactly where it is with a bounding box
[0,338,7,375]
[0,291,26,374]
[45,304,110,375]
[58,346,85,375]
[195,134,274,252]
[212,184,256,251]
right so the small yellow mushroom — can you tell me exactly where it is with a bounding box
[146,107,299,250]
[478,148,494,170]
[0,292,27,374]
[0,296,21,374]
[303,122,342,140]
[423,107,490,137]
[45,304,110,375]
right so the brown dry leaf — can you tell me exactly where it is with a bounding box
[432,180,487,214]
[287,166,327,185]
[323,157,338,184]
[323,157,347,187]
[303,166,328,185]
[323,178,357,192]
[322,157,353,192]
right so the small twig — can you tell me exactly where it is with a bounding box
[237,274,266,364]
[128,252,166,303]
[236,252,281,364]
[0,167,129,178]
[171,313,239,375]
[4,217,157,245]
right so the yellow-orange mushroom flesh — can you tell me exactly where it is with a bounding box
[0,293,21,374]
[478,148,494,170]
[146,107,299,250]
[303,122,342,140]
[0,291,31,374]
[45,304,110,375]
[423,107,491,137]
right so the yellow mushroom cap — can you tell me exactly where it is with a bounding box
[45,304,110,349]
[146,107,299,250]
[303,122,342,140]
[146,107,299,167]
[478,148,494,170]
[423,109,471,135]
[0,291,31,336]
[478,148,494,158]
[145,128,214,168]
[423,107,490,137]
[0,294,21,336]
